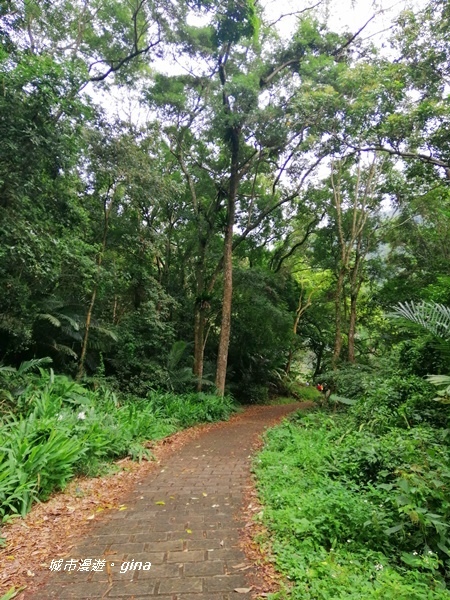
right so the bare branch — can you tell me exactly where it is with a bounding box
[268,2,323,27]
[351,144,450,170]
[332,13,378,57]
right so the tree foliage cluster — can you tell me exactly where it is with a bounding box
[1,0,450,402]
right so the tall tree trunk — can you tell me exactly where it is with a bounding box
[313,343,324,378]
[215,191,237,396]
[215,129,239,396]
[214,45,242,397]
[348,254,364,363]
[193,237,207,390]
[194,305,206,391]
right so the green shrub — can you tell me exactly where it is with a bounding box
[254,412,450,599]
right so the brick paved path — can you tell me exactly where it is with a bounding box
[31,403,306,600]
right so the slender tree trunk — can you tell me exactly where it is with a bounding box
[348,257,363,363]
[193,237,207,390]
[313,344,324,378]
[194,305,206,391]
[348,292,357,363]
[77,287,98,380]
[285,288,313,374]
[76,190,114,380]
[332,268,345,369]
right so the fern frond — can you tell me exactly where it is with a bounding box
[58,314,80,331]
[91,325,118,341]
[330,394,357,405]
[16,357,52,375]
[37,313,61,328]
[52,343,78,359]
[426,374,450,386]
[167,341,189,370]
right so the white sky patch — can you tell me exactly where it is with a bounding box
[263,0,426,38]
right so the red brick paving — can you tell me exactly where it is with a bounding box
[27,403,307,599]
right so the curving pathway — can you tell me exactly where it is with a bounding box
[29,403,308,600]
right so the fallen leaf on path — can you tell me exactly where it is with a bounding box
[234,587,253,593]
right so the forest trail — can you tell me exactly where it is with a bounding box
[27,402,310,600]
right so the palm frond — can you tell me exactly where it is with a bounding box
[58,314,80,331]
[330,394,357,406]
[167,341,189,371]
[390,301,450,340]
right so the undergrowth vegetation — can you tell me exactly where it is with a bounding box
[255,367,450,599]
[0,362,236,522]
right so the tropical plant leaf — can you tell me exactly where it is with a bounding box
[37,313,61,328]
[52,343,78,359]
[0,586,25,600]
[16,358,53,375]
[330,394,357,405]
[390,301,450,340]
[91,325,118,341]
[426,375,450,386]
[58,314,80,331]
[167,340,189,371]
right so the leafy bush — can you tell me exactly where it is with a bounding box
[319,363,376,399]
[320,363,448,432]
[346,374,440,432]
[254,411,450,599]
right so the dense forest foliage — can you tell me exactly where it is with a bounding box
[2,0,450,595]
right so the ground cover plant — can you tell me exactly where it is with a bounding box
[0,362,236,522]
[254,370,450,599]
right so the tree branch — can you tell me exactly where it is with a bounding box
[352,144,450,170]
[268,2,323,27]
[274,212,325,272]
[89,36,161,82]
